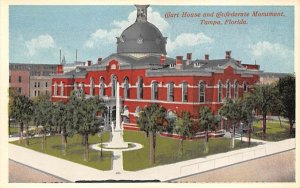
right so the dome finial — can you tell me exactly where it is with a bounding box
[135,5,149,22]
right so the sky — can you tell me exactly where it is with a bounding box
[9,5,294,73]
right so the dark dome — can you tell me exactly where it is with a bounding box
[116,5,167,55]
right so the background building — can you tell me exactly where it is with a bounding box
[9,63,57,98]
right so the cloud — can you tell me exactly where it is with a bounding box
[167,33,214,52]
[25,34,55,56]
[249,41,293,59]
[249,41,294,72]
[84,7,169,49]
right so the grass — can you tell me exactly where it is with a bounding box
[10,132,113,170]
[123,130,257,171]
[252,119,290,141]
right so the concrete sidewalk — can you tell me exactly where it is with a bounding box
[8,138,295,182]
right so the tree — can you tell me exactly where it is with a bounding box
[220,99,243,148]
[199,106,215,154]
[52,102,75,155]
[11,95,33,145]
[32,96,53,150]
[137,104,167,165]
[249,84,278,137]
[70,92,106,161]
[8,88,18,136]
[174,111,192,157]
[277,75,295,137]
[240,94,256,147]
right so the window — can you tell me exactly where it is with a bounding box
[137,77,143,99]
[34,82,37,88]
[218,81,222,102]
[38,82,40,88]
[124,77,129,99]
[226,80,231,98]
[151,81,158,100]
[169,64,175,68]
[34,90,37,96]
[45,82,48,87]
[234,80,239,98]
[199,82,205,103]
[38,90,40,96]
[18,76,22,83]
[182,82,188,102]
[111,75,117,98]
[167,82,174,101]
[90,77,94,96]
[17,88,21,94]
[61,82,64,96]
[54,82,58,96]
[99,77,105,97]
[46,90,49,95]
[9,76,11,83]
[243,81,248,92]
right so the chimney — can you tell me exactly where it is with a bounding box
[57,64,63,74]
[225,51,231,59]
[97,58,102,65]
[205,54,209,60]
[186,53,192,65]
[176,56,183,70]
[87,60,92,66]
[160,54,166,65]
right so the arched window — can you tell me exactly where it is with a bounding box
[234,80,239,98]
[54,82,58,96]
[243,81,248,92]
[199,81,205,103]
[111,75,117,98]
[151,81,158,100]
[218,81,222,102]
[137,76,143,99]
[124,77,129,99]
[182,82,188,102]
[167,82,174,101]
[90,77,94,96]
[226,80,231,98]
[99,77,105,97]
[60,81,64,96]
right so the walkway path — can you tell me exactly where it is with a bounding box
[8,137,295,182]
[172,150,295,182]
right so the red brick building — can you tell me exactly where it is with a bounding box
[51,5,261,131]
[9,70,30,96]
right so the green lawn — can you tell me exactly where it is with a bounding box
[9,127,19,135]
[252,119,290,141]
[10,132,113,170]
[123,130,256,171]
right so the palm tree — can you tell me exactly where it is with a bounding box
[32,97,53,150]
[249,84,278,137]
[241,94,257,147]
[69,91,106,161]
[277,75,295,137]
[137,104,167,165]
[199,106,215,154]
[174,111,192,158]
[11,95,33,145]
[8,88,18,136]
[220,99,243,148]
